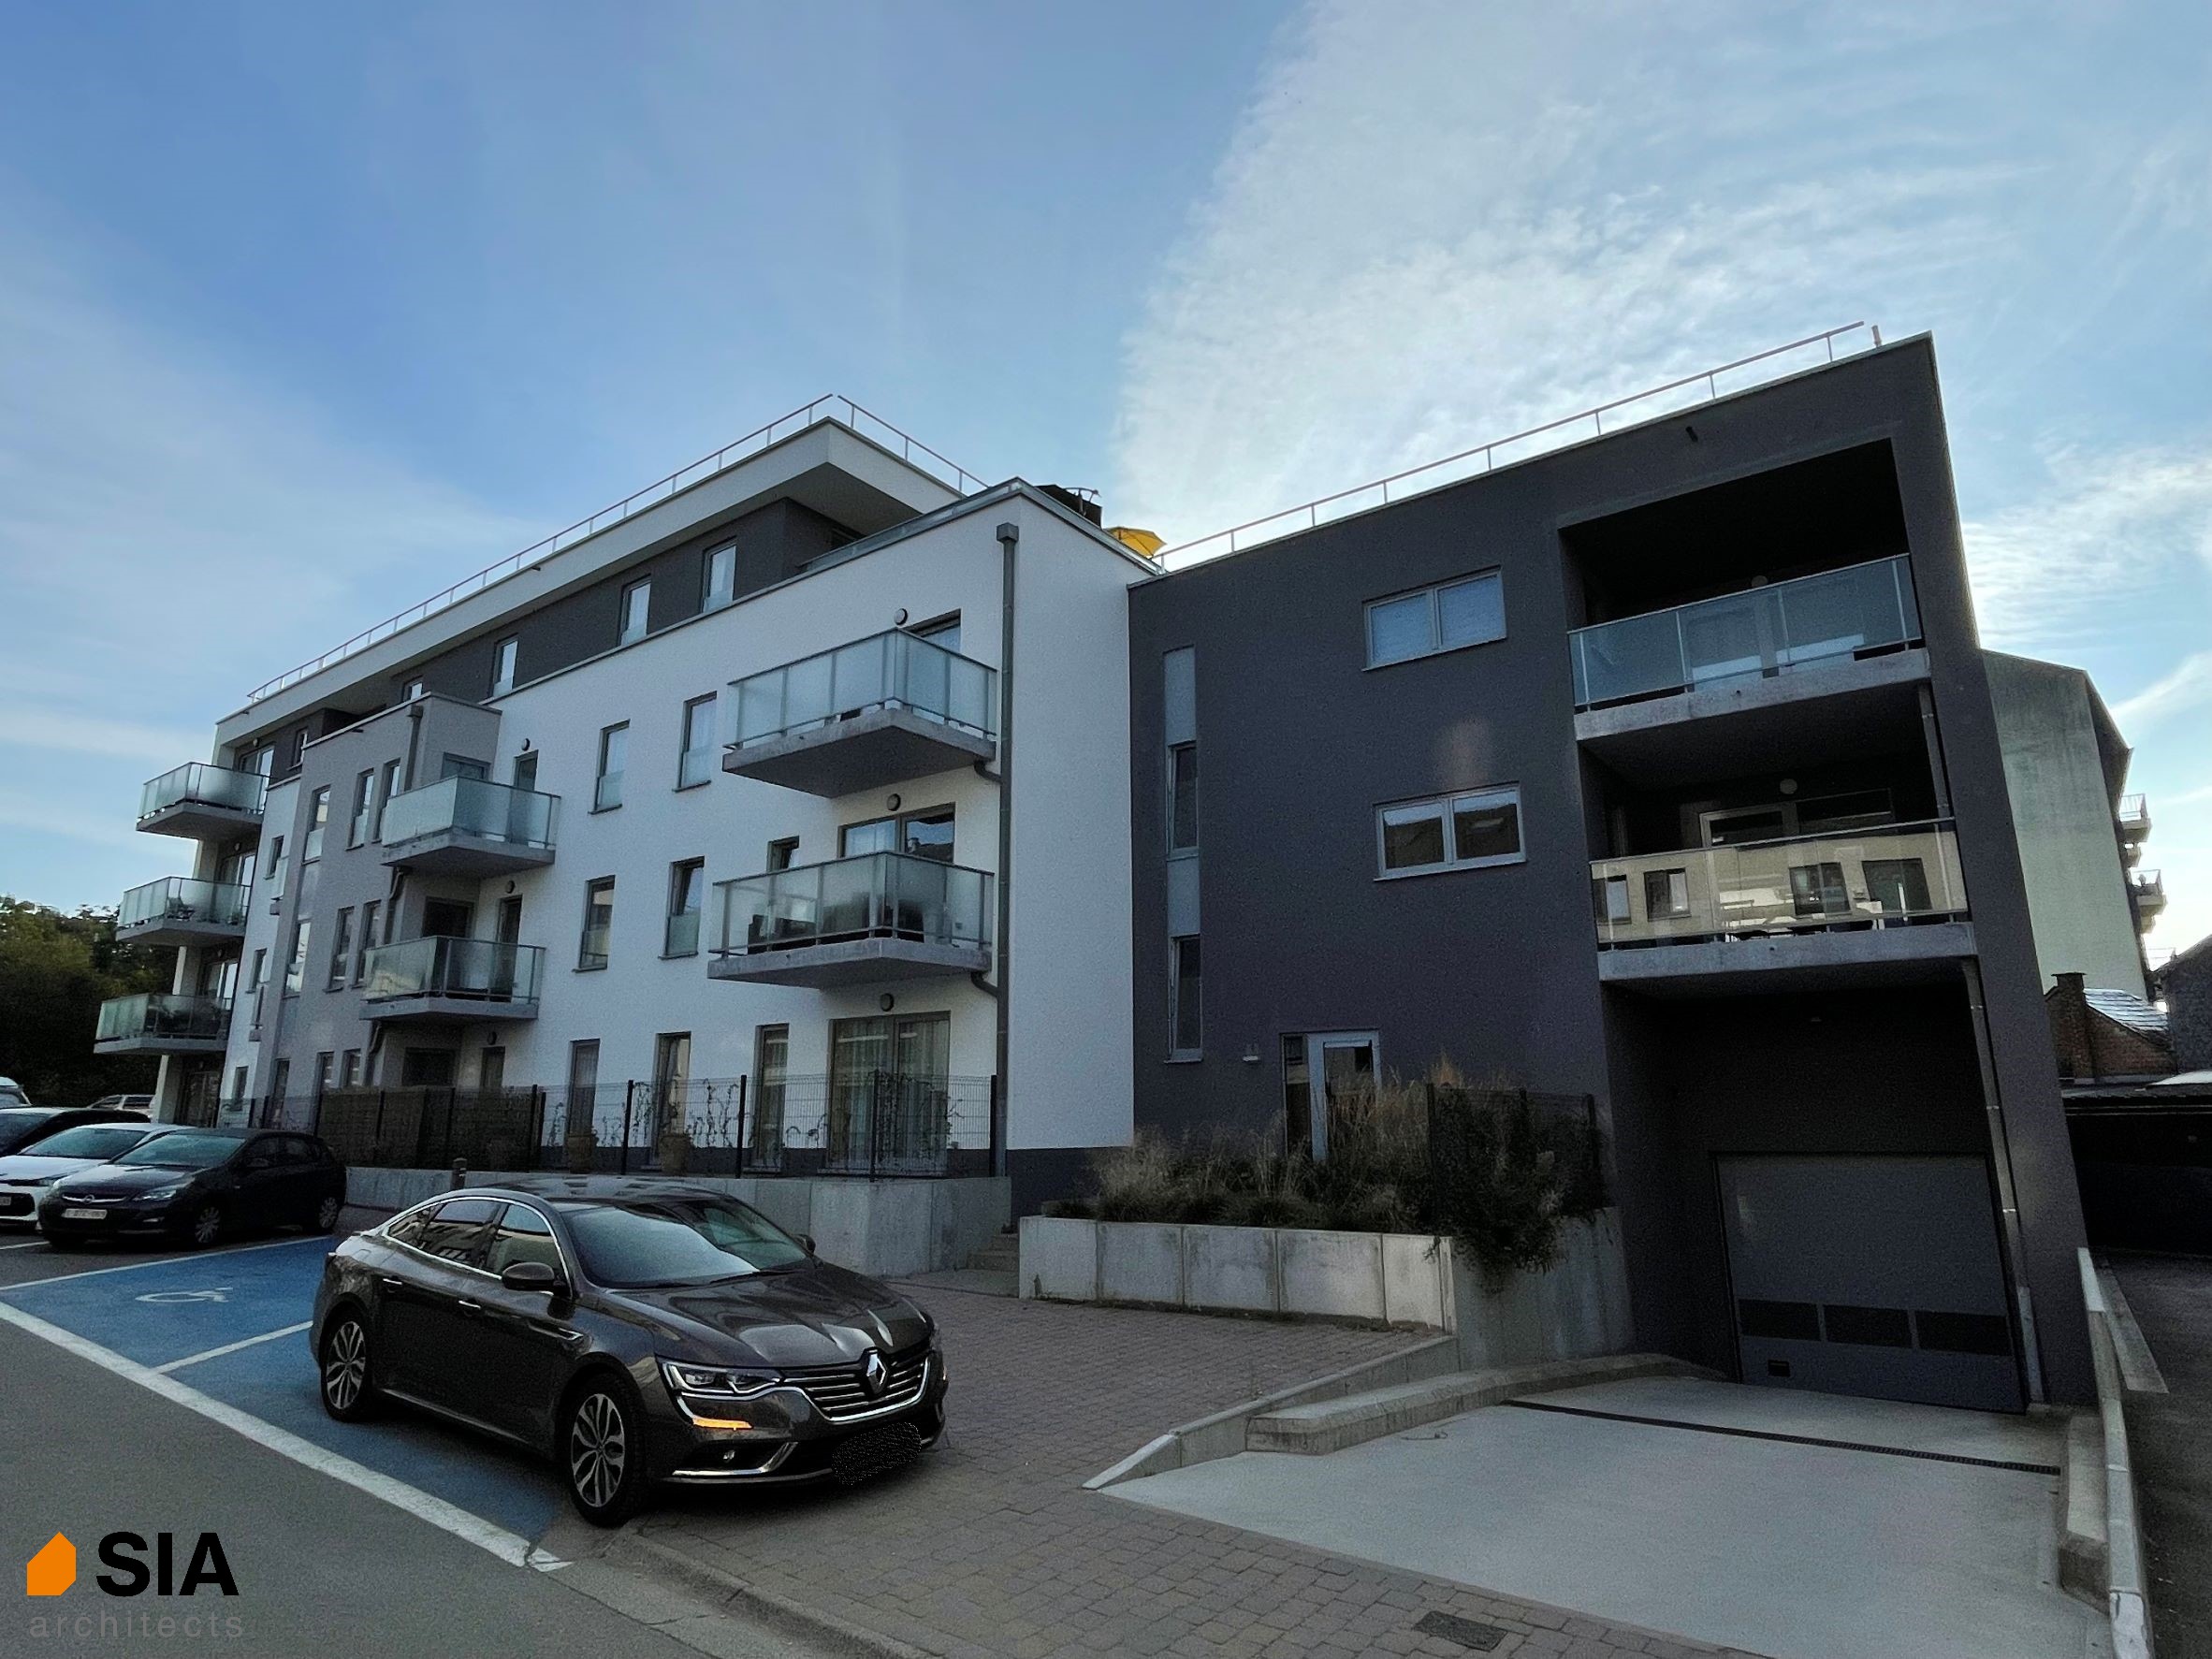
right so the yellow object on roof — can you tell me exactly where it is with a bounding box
[1107,526,1164,559]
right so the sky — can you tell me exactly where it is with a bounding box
[0,0,2206,958]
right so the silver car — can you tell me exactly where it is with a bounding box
[0,1121,179,1228]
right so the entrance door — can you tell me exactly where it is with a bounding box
[1282,1032,1379,1159]
[1717,1155,2021,1411]
[649,1032,691,1157]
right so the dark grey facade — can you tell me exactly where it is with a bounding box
[1127,336,2092,1407]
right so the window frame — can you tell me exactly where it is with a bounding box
[663,858,706,957]
[327,907,355,991]
[1168,741,1199,852]
[594,722,628,812]
[619,577,651,646]
[1363,569,1506,669]
[702,543,735,611]
[677,694,716,790]
[302,786,329,863]
[1374,783,1525,879]
[1168,935,1202,1059]
[578,876,616,971]
[491,635,519,697]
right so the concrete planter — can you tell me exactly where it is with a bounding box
[1020,1210,1628,1353]
[343,1168,1009,1279]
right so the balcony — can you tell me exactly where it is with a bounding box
[1570,555,1924,734]
[378,777,559,876]
[2117,794,2151,845]
[115,878,250,949]
[94,992,232,1055]
[2132,869,2166,930]
[138,763,267,840]
[361,937,544,1025]
[709,851,992,987]
[722,629,997,796]
[1592,820,1973,993]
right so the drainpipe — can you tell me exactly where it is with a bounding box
[988,520,1018,1169]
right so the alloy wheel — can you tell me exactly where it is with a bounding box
[314,1195,341,1232]
[190,1205,221,1246]
[568,1391,628,1513]
[324,1320,367,1413]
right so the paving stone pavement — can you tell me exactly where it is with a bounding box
[634,1286,1737,1659]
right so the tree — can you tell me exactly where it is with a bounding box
[0,897,171,1103]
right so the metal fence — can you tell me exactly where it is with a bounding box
[222,1070,1001,1181]
[1424,1084,1608,1217]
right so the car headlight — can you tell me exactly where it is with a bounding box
[141,1186,186,1202]
[659,1359,780,1398]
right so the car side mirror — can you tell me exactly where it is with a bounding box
[799,1233,816,1255]
[501,1260,561,1293]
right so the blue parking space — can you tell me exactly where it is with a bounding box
[0,1236,561,1544]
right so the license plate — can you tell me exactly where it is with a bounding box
[63,1207,106,1221]
[830,1421,923,1488]
[0,1195,27,1214]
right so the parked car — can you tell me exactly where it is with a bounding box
[39,1127,346,1247]
[0,1121,181,1228]
[0,1106,144,1157]
[311,1178,947,1525]
[0,1077,30,1107]
[84,1093,155,1115]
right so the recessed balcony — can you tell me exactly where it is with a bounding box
[115,877,250,949]
[721,629,997,796]
[2117,794,2150,844]
[94,992,232,1055]
[1570,554,1925,743]
[709,851,992,987]
[1592,820,1972,993]
[138,763,267,840]
[361,937,544,1024]
[378,777,559,876]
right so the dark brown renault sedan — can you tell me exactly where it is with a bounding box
[311,1177,946,1523]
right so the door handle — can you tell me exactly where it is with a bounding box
[457,1299,484,1314]
[379,1276,402,1288]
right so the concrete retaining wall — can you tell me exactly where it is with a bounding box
[344,1167,1008,1279]
[1021,1211,1624,1342]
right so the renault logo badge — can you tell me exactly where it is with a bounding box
[862,1350,888,1395]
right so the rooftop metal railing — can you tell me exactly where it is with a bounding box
[243,396,986,705]
[1157,323,1877,567]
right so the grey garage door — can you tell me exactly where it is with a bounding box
[1717,1155,2021,1412]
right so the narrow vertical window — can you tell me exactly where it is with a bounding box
[1169,937,1202,1057]
[703,544,735,610]
[492,635,519,696]
[303,788,329,862]
[620,578,651,645]
[348,769,375,848]
[284,920,313,996]
[354,901,380,984]
[595,723,628,810]
[579,877,615,969]
[327,908,354,990]
[1168,742,1199,851]
[751,1025,789,1163]
[664,858,705,956]
[373,759,400,840]
[567,1040,602,1123]
[678,694,716,788]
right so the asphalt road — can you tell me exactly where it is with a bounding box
[0,1224,836,1659]
[2108,1251,2212,1659]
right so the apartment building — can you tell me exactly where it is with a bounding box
[1127,335,2093,1409]
[100,404,1148,1202]
[1986,649,2160,997]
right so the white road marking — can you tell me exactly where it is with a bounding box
[154,1319,312,1374]
[0,1239,49,1251]
[0,1298,559,1570]
[0,1234,325,1292]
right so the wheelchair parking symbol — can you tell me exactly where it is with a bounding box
[137,1288,233,1305]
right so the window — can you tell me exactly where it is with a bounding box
[595,723,627,810]
[703,544,735,610]
[752,1025,789,1159]
[414,1197,501,1267]
[651,1032,691,1147]
[441,753,488,781]
[665,859,705,956]
[1376,785,1523,876]
[1593,875,1630,926]
[491,635,518,696]
[312,1053,333,1102]
[1642,868,1691,919]
[303,787,329,862]
[677,694,716,789]
[270,1059,290,1101]
[372,759,401,840]
[841,805,953,861]
[402,678,424,702]
[765,837,799,872]
[1170,937,1202,1056]
[284,919,313,996]
[347,769,375,848]
[487,1204,563,1276]
[1365,571,1506,667]
[229,1066,249,1104]
[511,750,538,792]
[912,613,962,654]
[1789,862,1851,920]
[1168,742,1199,851]
[340,1050,361,1087]
[249,948,269,993]
[287,729,307,771]
[327,908,354,990]
[354,901,381,984]
[620,578,651,646]
[1864,858,1933,917]
[579,877,615,969]
[828,1013,950,1158]
[568,1040,601,1114]
[267,835,286,900]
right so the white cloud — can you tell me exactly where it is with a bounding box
[2115,650,2212,731]
[0,707,211,765]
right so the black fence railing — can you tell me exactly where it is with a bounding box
[218,1070,1002,1181]
[1424,1084,1608,1216]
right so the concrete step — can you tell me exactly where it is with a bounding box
[1246,1351,1701,1457]
[970,1232,1019,1273]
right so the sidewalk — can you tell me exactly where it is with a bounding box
[633,1285,1736,1659]
[2106,1252,2212,1659]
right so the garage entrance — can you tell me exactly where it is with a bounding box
[1717,1154,2021,1411]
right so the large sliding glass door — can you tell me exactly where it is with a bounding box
[827,1012,951,1170]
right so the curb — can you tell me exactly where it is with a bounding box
[605,1528,930,1659]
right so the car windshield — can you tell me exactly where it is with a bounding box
[115,1132,240,1170]
[16,1125,156,1161]
[559,1197,809,1288]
